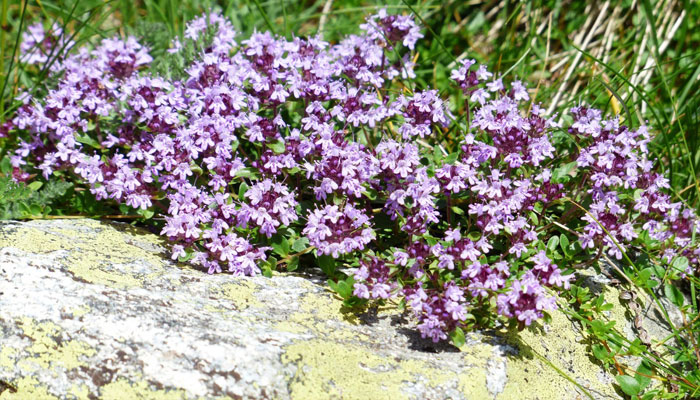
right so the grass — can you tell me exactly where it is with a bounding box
[1,0,700,398]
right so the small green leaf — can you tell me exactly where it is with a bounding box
[291,237,309,252]
[333,277,355,299]
[317,254,336,277]
[551,161,577,183]
[590,320,615,340]
[0,158,12,175]
[664,283,684,307]
[268,140,286,154]
[547,236,559,252]
[271,235,290,257]
[637,268,652,285]
[671,256,689,273]
[451,206,464,215]
[190,164,204,175]
[363,188,378,200]
[234,167,261,180]
[238,182,249,199]
[29,204,42,215]
[628,339,647,356]
[137,208,155,219]
[635,360,652,390]
[27,181,43,192]
[444,152,458,164]
[592,344,611,362]
[615,375,642,396]
[449,327,465,348]
[177,254,193,263]
[467,231,481,241]
[75,134,102,149]
[432,147,444,162]
[286,256,299,272]
[261,261,273,277]
[559,234,570,254]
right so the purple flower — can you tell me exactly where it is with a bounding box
[303,204,375,257]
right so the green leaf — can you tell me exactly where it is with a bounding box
[331,277,355,299]
[671,256,689,273]
[238,182,249,200]
[137,208,155,219]
[444,152,458,164]
[637,268,653,285]
[234,167,261,180]
[119,203,131,214]
[547,236,559,252]
[592,344,611,362]
[291,237,309,252]
[664,283,684,307]
[615,375,642,396]
[449,327,465,348]
[27,181,43,191]
[551,161,577,183]
[451,206,464,215]
[0,158,12,175]
[75,133,102,149]
[628,339,647,356]
[286,256,299,272]
[467,231,481,241]
[29,204,42,215]
[261,261,273,277]
[317,254,336,277]
[271,235,290,257]
[190,164,204,176]
[559,234,570,255]
[177,251,194,263]
[363,188,378,200]
[590,320,615,340]
[635,360,652,390]
[268,140,286,154]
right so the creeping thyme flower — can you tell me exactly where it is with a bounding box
[303,204,375,257]
[396,90,451,139]
[20,22,75,66]
[353,256,396,299]
[7,9,698,345]
[237,179,298,237]
[361,8,424,50]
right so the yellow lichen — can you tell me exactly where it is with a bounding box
[69,305,91,318]
[0,220,170,289]
[0,346,17,371]
[15,317,96,372]
[282,339,491,400]
[211,280,262,310]
[497,307,618,399]
[275,279,384,338]
[0,376,57,400]
[67,383,90,399]
[0,318,96,399]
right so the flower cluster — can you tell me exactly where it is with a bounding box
[571,107,700,268]
[6,11,698,345]
[20,22,75,66]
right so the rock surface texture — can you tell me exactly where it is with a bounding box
[0,219,676,399]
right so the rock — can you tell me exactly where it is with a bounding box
[0,219,674,399]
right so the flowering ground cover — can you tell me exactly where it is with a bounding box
[1,1,700,398]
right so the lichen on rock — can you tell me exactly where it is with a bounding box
[0,219,672,399]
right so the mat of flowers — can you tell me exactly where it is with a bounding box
[3,10,697,343]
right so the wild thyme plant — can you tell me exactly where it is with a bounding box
[3,12,699,385]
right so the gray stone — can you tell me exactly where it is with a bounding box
[0,219,676,399]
